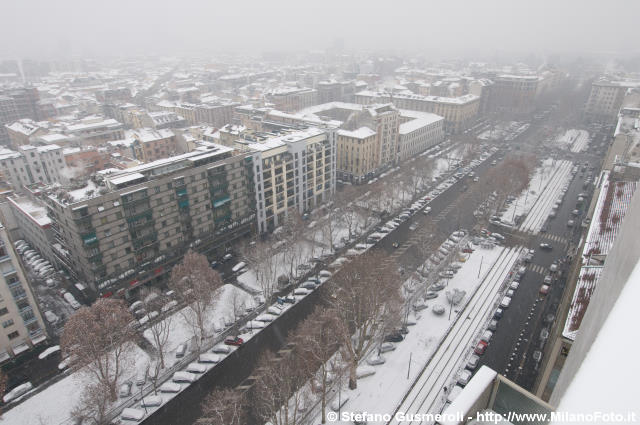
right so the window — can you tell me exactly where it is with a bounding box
[0,307,8,316]
[7,331,19,340]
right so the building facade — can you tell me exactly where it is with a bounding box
[584,80,639,124]
[245,127,336,233]
[45,145,255,295]
[355,90,479,134]
[265,87,318,113]
[0,144,68,191]
[337,127,378,183]
[0,221,47,362]
[397,110,445,162]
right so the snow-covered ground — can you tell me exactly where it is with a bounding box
[499,158,574,233]
[555,129,589,153]
[305,244,523,424]
[4,345,151,425]
[477,121,529,141]
[518,161,574,234]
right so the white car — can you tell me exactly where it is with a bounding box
[3,382,33,403]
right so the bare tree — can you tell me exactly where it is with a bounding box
[140,287,172,369]
[251,349,309,425]
[70,383,111,425]
[336,186,362,240]
[199,388,248,425]
[319,207,340,252]
[61,298,135,401]
[169,250,224,347]
[292,307,341,424]
[281,209,306,278]
[325,250,403,389]
[242,238,279,303]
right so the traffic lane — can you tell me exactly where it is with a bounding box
[378,157,495,254]
[477,261,547,374]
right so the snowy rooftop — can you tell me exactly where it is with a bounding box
[337,127,376,139]
[399,109,444,134]
[8,196,52,227]
[562,266,603,341]
[129,128,175,143]
[583,173,637,259]
[247,127,325,152]
[356,90,479,105]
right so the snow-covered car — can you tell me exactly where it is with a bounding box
[172,371,197,383]
[3,382,33,403]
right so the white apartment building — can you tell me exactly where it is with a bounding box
[244,127,337,232]
[397,110,445,162]
[0,144,69,191]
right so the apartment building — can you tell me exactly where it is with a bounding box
[489,74,541,115]
[156,100,238,128]
[584,79,640,124]
[397,110,445,162]
[336,127,378,184]
[0,221,47,362]
[5,119,48,148]
[0,144,68,191]
[5,195,56,268]
[242,127,336,233]
[130,128,178,162]
[355,90,479,134]
[45,145,255,294]
[0,87,41,145]
[63,146,116,178]
[264,87,318,113]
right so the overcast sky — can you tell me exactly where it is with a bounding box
[2,0,639,60]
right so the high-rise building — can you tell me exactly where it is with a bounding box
[238,127,336,233]
[45,144,255,295]
[0,221,47,363]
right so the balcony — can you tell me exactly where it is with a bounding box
[125,209,153,223]
[82,232,98,246]
[3,267,17,277]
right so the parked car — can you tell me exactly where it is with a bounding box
[488,319,498,332]
[224,336,244,346]
[383,332,404,343]
[466,354,480,370]
[119,381,132,397]
[539,284,550,296]
[2,382,33,403]
[474,340,488,355]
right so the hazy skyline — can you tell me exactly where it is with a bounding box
[2,0,640,59]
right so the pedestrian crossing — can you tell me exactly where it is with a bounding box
[435,201,459,221]
[541,233,567,244]
[529,264,546,275]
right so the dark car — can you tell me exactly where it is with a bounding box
[224,336,244,346]
[540,243,552,250]
[493,308,503,320]
[384,332,404,343]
